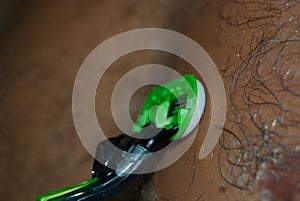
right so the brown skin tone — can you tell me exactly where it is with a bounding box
[1,0,300,201]
[152,1,300,201]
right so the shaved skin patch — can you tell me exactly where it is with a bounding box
[195,75,226,160]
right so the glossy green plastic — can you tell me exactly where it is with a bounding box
[36,177,98,201]
[133,74,197,140]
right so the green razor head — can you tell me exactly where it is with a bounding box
[37,74,206,201]
[133,74,206,140]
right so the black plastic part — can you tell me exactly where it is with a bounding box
[54,126,179,201]
[92,134,132,179]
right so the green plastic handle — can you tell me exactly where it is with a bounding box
[36,177,98,201]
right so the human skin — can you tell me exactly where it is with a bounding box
[150,1,300,201]
[1,1,300,201]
